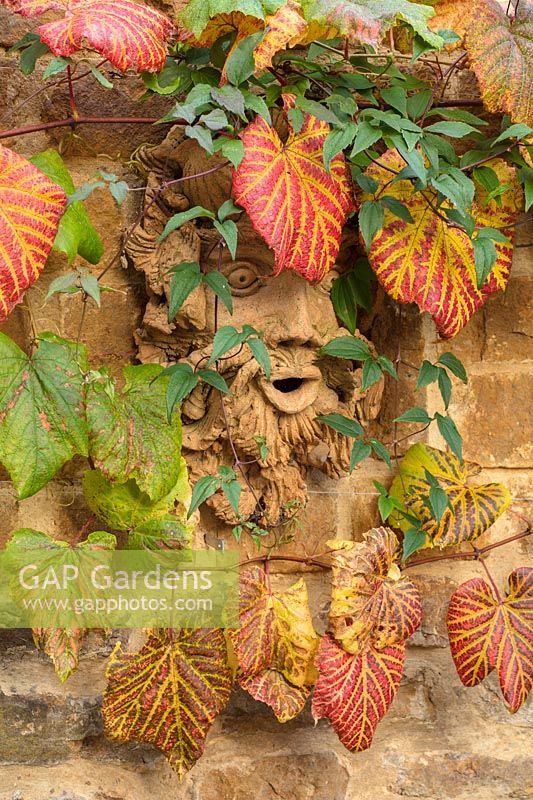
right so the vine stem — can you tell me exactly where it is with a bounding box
[237,529,531,571]
[66,66,78,119]
[0,114,182,141]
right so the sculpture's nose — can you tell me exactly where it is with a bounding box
[268,270,324,348]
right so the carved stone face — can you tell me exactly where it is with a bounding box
[127,128,383,526]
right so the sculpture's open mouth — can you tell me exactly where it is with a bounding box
[259,367,321,414]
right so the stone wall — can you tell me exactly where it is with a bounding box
[0,10,532,799]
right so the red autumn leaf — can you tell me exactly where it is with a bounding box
[362,151,522,338]
[327,529,422,654]
[3,0,176,73]
[102,628,232,778]
[447,568,533,713]
[33,627,85,683]
[467,0,533,127]
[232,94,355,282]
[0,145,66,323]
[312,633,405,751]
[234,567,319,721]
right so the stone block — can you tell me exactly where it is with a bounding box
[482,276,533,362]
[437,371,533,468]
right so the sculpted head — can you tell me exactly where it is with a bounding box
[127,128,383,525]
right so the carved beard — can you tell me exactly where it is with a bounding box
[182,351,356,526]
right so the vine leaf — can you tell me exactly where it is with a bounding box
[0,144,66,322]
[234,567,319,721]
[447,568,533,712]
[177,0,283,39]
[253,0,307,71]
[233,94,355,282]
[298,0,442,47]
[102,628,233,778]
[362,151,521,338]
[467,0,533,127]
[4,0,176,73]
[86,364,182,501]
[82,457,191,531]
[312,633,405,751]
[327,529,422,654]
[0,333,88,498]
[7,528,116,681]
[30,149,103,265]
[389,443,512,549]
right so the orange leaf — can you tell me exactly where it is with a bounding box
[467,0,533,127]
[33,627,85,683]
[362,151,522,338]
[232,94,355,282]
[193,12,262,84]
[447,568,533,713]
[428,0,483,46]
[327,528,422,654]
[0,145,66,323]
[4,0,176,73]
[254,0,307,71]
[234,567,319,721]
[312,633,405,751]
[102,628,232,778]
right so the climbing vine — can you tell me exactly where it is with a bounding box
[0,0,531,780]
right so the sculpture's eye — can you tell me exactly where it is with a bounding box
[226,264,260,294]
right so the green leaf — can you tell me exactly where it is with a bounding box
[427,108,488,127]
[197,368,230,394]
[369,438,392,468]
[203,271,233,313]
[45,271,79,301]
[200,108,229,131]
[185,124,214,154]
[349,439,372,472]
[208,326,244,365]
[83,469,188,531]
[79,274,101,307]
[473,237,497,289]
[394,407,432,424]
[214,219,238,259]
[247,337,271,379]
[361,358,382,390]
[165,363,199,420]
[159,206,214,242]
[381,86,408,117]
[86,364,183,501]
[323,123,357,171]
[350,121,382,156]
[378,494,394,522]
[437,367,452,410]
[355,173,379,194]
[217,137,245,167]
[424,121,479,137]
[321,335,371,361]
[492,123,533,146]
[316,413,364,438]
[435,413,463,463]
[241,89,271,123]
[217,199,241,221]
[127,515,190,550]
[225,31,264,86]
[438,352,467,384]
[416,360,440,390]
[359,201,384,250]
[109,180,128,207]
[188,475,221,517]
[0,333,88,498]
[296,96,340,125]
[402,526,427,561]
[20,37,49,75]
[222,479,241,516]
[211,85,246,116]
[380,196,414,223]
[428,485,449,523]
[30,150,103,264]
[168,262,202,321]
[91,66,114,89]
[431,172,475,215]
[43,56,71,79]
[376,355,398,380]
